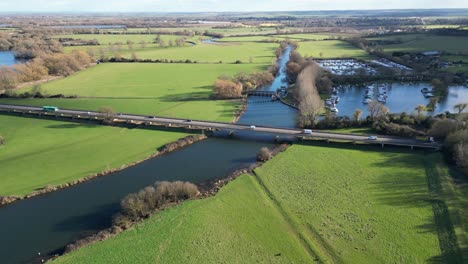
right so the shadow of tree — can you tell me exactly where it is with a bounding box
[369,152,464,264]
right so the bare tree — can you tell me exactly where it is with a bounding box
[99,106,116,123]
[368,100,388,121]
[353,109,363,122]
[296,62,324,127]
[454,103,468,114]
[415,104,427,120]
[257,147,272,162]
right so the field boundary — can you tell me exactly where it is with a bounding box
[424,155,464,263]
[251,169,342,263]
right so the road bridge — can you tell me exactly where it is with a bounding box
[0,104,441,150]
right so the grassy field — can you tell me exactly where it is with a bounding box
[51,144,464,263]
[5,63,265,121]
[0,115,187,196]
[219,34,333,42]
[51,175,313,264]
[116,42,278,64]
[297,40,372,59]
[381,35,468,54]
[55,34,190,44]
[254,144,463,263]
[61,34,205,55]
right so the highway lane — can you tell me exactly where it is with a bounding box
[0,103,441,149]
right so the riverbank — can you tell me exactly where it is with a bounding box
[48,144,289,263]
[0,121,205,206]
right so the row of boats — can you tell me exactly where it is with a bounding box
[421,87,435,98]
[362,84,390,104]
[325,88,340,113]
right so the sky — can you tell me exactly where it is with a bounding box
[0,0,467,12]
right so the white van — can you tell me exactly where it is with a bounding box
[303,129,312,134]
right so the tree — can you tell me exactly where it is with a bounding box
[353,109,363,122]
[212,79,242,99]
[368,100,388,121]
[139,40,146,49]
[296,62,324,127]
[0,135,4,145]
[257,147,272,162]
[431,78,448,96]
[0,67,17,90]
[99,106,116,123]
[414,104,427,119]
[454,103,467,114]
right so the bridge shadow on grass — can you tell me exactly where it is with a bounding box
[45,123,97,129]
[159,91,211,102]
[369,153,464,264]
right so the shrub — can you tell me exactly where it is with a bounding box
[115,181,199,226]
[257,147,272,162]
[212,79,242,99]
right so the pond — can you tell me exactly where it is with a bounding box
[333,83,468,117]
[0,51,25,66]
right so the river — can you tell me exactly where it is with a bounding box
[0,45,297,264]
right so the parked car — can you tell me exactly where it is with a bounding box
[303,129,312,134]
[368,135,378,140]
[185,119,192,122]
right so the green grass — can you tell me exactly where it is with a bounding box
[6,63,265,121]
[297,40,372,59]
[61,34,205,55]
[50,144,464,263]
[0,115,187,196]
[118,42,278,64]
[51,175,313,264]
[382,35,468,54]
[366,33,428,43]
[55,34,185,44]
[254,144,454,263]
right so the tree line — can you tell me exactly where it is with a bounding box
[0,50,93,90]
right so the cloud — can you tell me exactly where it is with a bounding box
[0,0,467,12]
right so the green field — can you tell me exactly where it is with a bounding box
[51,175,313,264]
[5,63,265,121]
[117,42,278,64]
[0,115,187,196]
[254,144,462,263]
[381,35,468,54]
[51,144,464,263]
[55,34,191,44]
[61,34,205,55]
[297,40,372,59]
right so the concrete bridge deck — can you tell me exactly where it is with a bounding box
[0,104,441,150]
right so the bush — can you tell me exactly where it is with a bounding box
[212,79,242,99]
[116,181,199,225]
[257,147,272,162]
